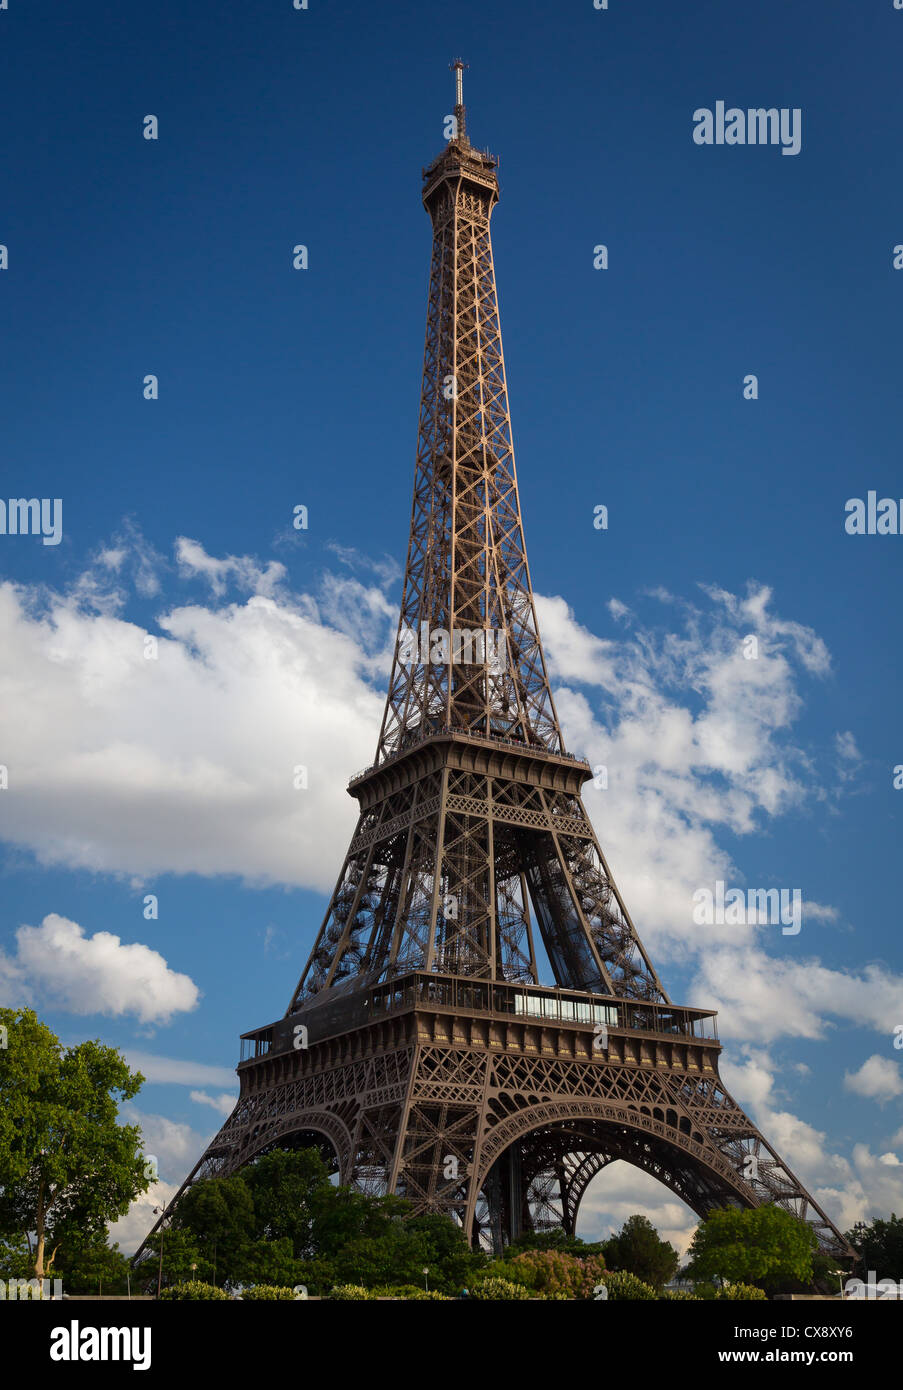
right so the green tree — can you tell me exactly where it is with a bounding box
[52,1234,131,1295]
[685,1205,817,1291]
[158,1144,488,1294]
[0,1236,33,1279]
[139,1227,207,1291]
[405,1213,486,1293]
[171,1173,255,1276]
[603,1214,678,1291]
[310,1184,412,1253]
[846,1214,903,1281]
[236,1236,304,1289]
[0,1009,148,1279]
[243,1147,331,1254]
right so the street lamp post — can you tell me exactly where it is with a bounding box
[152,1208,165,1298]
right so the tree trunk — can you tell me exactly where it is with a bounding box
[33,1182,45,1279]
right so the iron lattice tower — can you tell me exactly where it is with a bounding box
[140,68,851,1260]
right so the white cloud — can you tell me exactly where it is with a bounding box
[536,583,834,974]
[190,1090,236,1117]
[175,537,286,598]
[0,914,198,1025]
[532,585,903,1050]
[835,730,860,763]
[122,1051,237,1089]
[122,1104,212,1181]
[76,521,167,611]
[691,949,903,1043]
[108,1180,179,1258]
[834,730,862,785]
[844,1055,903,1103]
[0,561,847,939]
[0,573,384,889]
[323,542,401,590]
[817,1144,903,1233]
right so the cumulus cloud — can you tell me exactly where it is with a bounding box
[530,584,903,1051]
[108,1179,179,1257]
[691,949,903,1043]
[122,1105,212,1182]
[844,1055,903,1103]
[190,1090,237,1117]
[536,583,831,967]
[0,557,845,931]
[1,556,892,1046]
[0,914,198,1024]
[121,1051,237,1089]
[175,537,286,598]
[0,572,384,889]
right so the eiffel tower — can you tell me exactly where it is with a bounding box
[142,65,850,1260]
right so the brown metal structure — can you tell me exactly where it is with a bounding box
[138,67,850,1260]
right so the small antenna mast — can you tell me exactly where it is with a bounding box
[450,57,468,140]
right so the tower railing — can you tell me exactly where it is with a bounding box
[348,724,589,786]
[239,970,719,1061]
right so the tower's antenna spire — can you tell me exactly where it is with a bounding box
[450,57,468,141]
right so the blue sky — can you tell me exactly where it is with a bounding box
[1,0,902,1253]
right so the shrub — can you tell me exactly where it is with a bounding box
[716,1282,768,1301]
[502,1249,608,1299]
[239,1284,299,1300]
[328,1284,375,1300]
[470,1276,532,1300]
[660,1289,700,1301]
[158,1281,230,1301]
[375,1284,451,1300]
[594,1270,657,1300]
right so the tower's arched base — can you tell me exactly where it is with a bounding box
[135,972,853,1263]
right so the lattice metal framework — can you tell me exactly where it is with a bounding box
[136,67,852,1267]
[288,76,663,1007]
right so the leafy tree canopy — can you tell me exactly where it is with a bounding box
[685,1205,817,1290]
[140,1147,485,1295]
[0,1008,148,1279]
[845,1213,903,1280]
[603,1214,679,1291]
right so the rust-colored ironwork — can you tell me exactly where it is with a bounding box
[137,69,851,1262]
